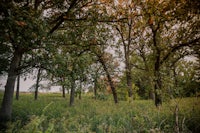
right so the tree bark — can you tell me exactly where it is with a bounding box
[62,77,66,98]
[79,82,82,100]
[62,84,65,98]
[151,24,162,107]
[154,80,162,107]
[98,56,118,103]
[35,67,41,100]
[69,75,75,106]
[126,64,133,97]
[126,18,133,98]
[79,90,81,100]
[94,79,98,99]
[0,50,22,122]
[15,74,20,100]
[154,64,162,107]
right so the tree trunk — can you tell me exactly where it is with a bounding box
[79,82,82,100]
[154,82,162,107]
[99,56,118,103]
[154,69,162,107]
[35,67,41,100]
[151,25,162,107]
[126,66,133,97]
[125,27,133,98]
[116,20,133,98]
[61,77,66,98]
[94,79,97,99]
[154,52,162,106]
[0,50,22,122]
[62,84,65,98]
[172,66,178,88]
[125,18,133,98]
[15,74,20,100]
[69,76,75,106]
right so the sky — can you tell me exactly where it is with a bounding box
[0,74,60,92]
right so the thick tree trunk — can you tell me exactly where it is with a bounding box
[35,68,41,100]
[69,77,75,106]
[0,50,22,122]
[15,74,20,100]
[151,25,162,107]
[154,54,162,106]
[154,69,162,107]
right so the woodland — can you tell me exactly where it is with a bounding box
[0,0,200,132]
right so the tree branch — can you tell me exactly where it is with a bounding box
[160,37,200,65]
[49,0,78,34]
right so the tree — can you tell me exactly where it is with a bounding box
[0,0,94,120]
[134,0,200,106]
[0,1,47,121]
[113,1,143,99]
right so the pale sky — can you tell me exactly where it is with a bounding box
[0,75,60,92]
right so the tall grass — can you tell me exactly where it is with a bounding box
[0,92,199,133]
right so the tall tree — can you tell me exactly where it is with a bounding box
[0,1,47,121]
[114,1,142,98]
[138,0,200,106]
[0,0,95,121]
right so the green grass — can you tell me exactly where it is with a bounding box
[0,92,200,133]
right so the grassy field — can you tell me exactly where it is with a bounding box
[0,92,200,133]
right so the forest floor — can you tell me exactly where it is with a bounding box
[0,92,200,133]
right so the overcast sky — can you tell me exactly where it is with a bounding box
[0,75,60,92]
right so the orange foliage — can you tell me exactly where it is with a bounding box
[148,17,153,25]
[15,20,27,27]
[101,76,120,94]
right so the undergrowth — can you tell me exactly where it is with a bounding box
[0,93,199,133]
